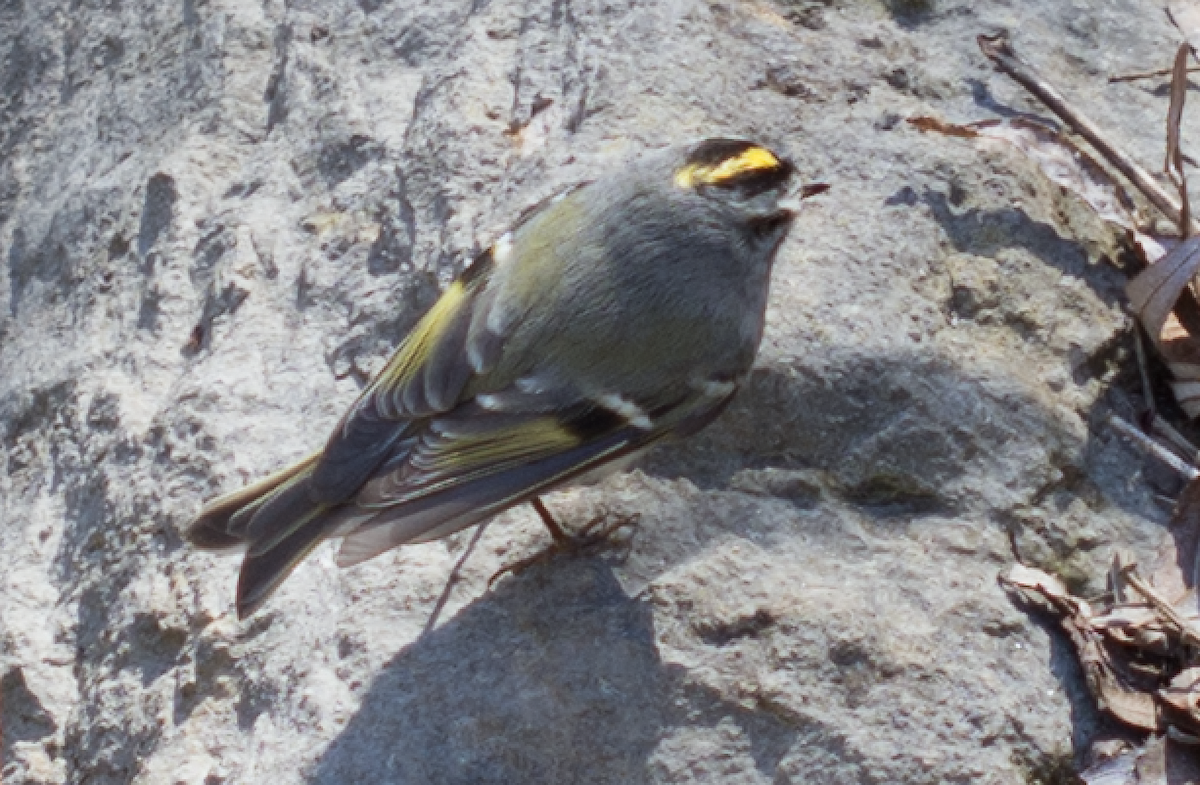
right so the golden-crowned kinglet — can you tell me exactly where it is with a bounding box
[187,138,823,617]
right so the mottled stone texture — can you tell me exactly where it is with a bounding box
[0,0,1187,782]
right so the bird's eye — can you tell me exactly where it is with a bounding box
[674,139,794,195]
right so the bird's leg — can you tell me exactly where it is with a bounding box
[531,496,639,547]
[530,497,576,546]
[489,497,640,585]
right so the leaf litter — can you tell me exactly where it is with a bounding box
[912,23,1200,784]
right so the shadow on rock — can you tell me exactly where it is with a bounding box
[308,557,800,785]
[644,352,1079,519]
[921,189,1128,307]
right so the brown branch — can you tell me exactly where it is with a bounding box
[1168,44,1193,237]
[1110,64,1200,83]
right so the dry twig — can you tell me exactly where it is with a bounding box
[1107,413,1200,481]
[1109,64,1200,83]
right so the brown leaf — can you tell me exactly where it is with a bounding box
[906,115,980,138]
[1126,236,1200,416]
[1001,565,1163,731]
[1091,606,1161,631]
[1127,237,1200,341]
[1101,675,1166,732]
[1159,668,1200,725]
[1120,567,1200,648]
[1003,563,1073,599]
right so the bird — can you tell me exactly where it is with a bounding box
[185,138,821,618]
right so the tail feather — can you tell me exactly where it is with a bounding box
[244,474,326,554]
[184,453,320,550]
[235,509,338,619]
[185,453,341,618]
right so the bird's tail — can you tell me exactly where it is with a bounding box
[185,453,343,618]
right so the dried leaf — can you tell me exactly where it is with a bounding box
[1102,678,1165,732]
[1001,565,1162,731]
[1121,568,1200,647]
[1003,563,1072,598]
[1091,605,1162,631]
[1156,662,1200,715]
[1125,236,1200,416]
[1127,236,1200,342]
[907,115,979,138]
[1159,668,1200,727]
[1132,628,1173,654]
[1099,676,1161,729]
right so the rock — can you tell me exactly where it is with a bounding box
[0,0,1186,782]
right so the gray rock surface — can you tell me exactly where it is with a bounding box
[0,0,1189,782]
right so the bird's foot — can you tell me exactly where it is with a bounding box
[488,509,640,586]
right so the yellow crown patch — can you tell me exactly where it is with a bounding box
[674,145,783,188]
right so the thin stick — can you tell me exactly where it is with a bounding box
[422,520,491,635]
[1106,412,1200,480]
[1167,44,1193,237]
[978,34,1199,235]
[1134,324,1158,420]
[1150,414,1200,465]
[1110,64,1200,83]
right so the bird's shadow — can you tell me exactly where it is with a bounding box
[308,555,806,785]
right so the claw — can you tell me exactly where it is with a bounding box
[488,509,640,586]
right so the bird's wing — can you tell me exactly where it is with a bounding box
[307,181,607,505]
[306,248,505,504]
[332,379,739,567]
